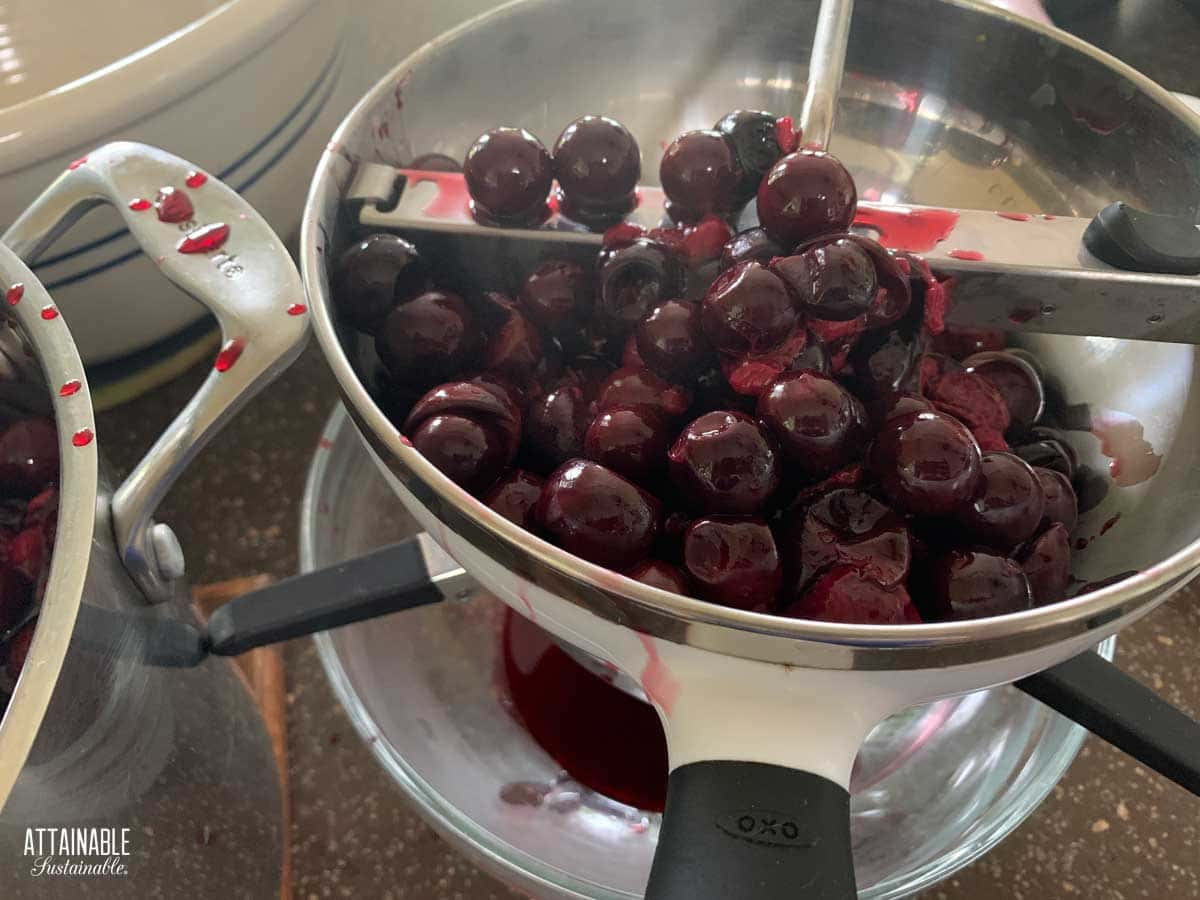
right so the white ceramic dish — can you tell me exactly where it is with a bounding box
[0,0,348,363]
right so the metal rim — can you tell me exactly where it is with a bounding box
[301,0,1200,665]
[0,245,99,809]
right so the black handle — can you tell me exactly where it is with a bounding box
[1017,651,1200,797]
[1082,201,1200,274]
[646,761,855,900]
[206,536,463,656]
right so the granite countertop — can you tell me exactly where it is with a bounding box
[94,347,1200,900]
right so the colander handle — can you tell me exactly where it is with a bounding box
[1,143,310,600]
[647,761,855,900]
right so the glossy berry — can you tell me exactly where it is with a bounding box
[376,291,477,386]
[518,260,593,335]
[0,419,58,498]
[720,228,785,271]
[482,309,543,386]
[463,127,553,223]
[333,234,431,333]
[928,550,1033,621]
[965,352,1044,429]
[879,393,935,424]
[956,452,1045,550]
[484,469,544,529]
[553,115,640,220]
[779,239,877,321]
[1035,467,1078,532]
[668,411,780,514]
[700,261,796,355]
[803,232,910,328]
[585,407,671,484]
[714,109,783,205]
[682,516,781,610]
[869,411,982,516]
[1020,522,1071,606]
[523,385,591,473]
[851,328,925,402]
[785,489,911,595]
[410,152,462,172]
[536,459,661,569]
[404,381,520,492]
[626,559,691,594]
[596,367,691,419]
[594,239,686,336]
[757,372,867,476]
[409,415,509,494]
[788,332,831,376]
[784,565,920,625]
[636,300,709,380]
[756,150,856,246]
[659,130,741,221]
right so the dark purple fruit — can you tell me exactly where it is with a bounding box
[584,406,672,484]
[956,452,1045,550]
[700,261,796,355]
[668,411,780,514]
[756,150,856,247]
[484,469,544,529]
[636,300,710,380]
[929,550,1033,620]
[518,260,593,335]
[659,130,741,221]
[463,127,553,223]
[682,516,781,610]
[523,385,591,473]
[375,291,477,387]
[594,239,686,336]
[720,227,785,271]
[757,372,868,476]
[1020,523,1071,606]
[537,459,660,569]
[714,109,782,205]
[868,411,983,516]
[333,234,431,333]
[553,115,640,220]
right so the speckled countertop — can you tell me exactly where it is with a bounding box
[94,347,1200,900]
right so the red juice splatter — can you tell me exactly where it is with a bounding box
[286,303,307,316]
[1008,308,1038,324]
[185,170,208,189]
[58,380,81,397]
[1091,411,1161,487]
[156,186,194,224]
[317,438,333,450]
[896,88,920,114]
[5,284,22,305]
[40,306,58,320]
[1100,513,1121,535]
[177,223,230,254]
[213,338,245,372]
[71,428,94,447]
[399,170,472,221]
[128,198,151,211]
[997,211,1032,221]
[1042,214,1056,221]
[1074,537,1091,551]
[637,633,680,715]
[67,157,87,170]
[948,249,984,261]
[853,206,959,252]
[774,115,798,153]
[500,610,667,811]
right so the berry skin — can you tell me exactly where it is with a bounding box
[463,127,553,223]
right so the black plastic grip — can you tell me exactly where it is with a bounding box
[1017,650,1200,797]
[1082,201,1200,274]
[646,761,855,900]
[206,538,450,656]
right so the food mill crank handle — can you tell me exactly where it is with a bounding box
[3,143,310,600]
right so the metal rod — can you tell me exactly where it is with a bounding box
[799,0,854,151]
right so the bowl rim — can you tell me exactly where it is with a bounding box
[0,0,326,177]
[301,0,1200,666]
[0,245,99,810]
